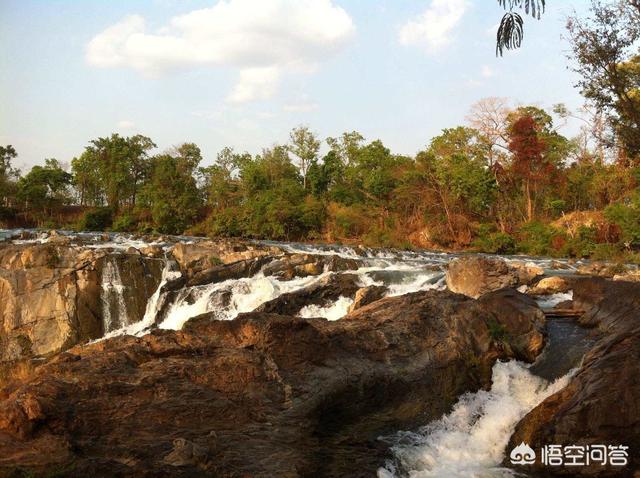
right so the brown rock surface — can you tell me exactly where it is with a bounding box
[446,256,543,298]
[508,278,640,476]
[171,240,282,276]
[0,244,163,362]
[0,289,545,477]
[348,285,388,312]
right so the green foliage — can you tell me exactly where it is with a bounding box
[111,211,138,232]
[80,207,113,231]
[487,318,508,341]
[139,145,203,235]
[516,221,561,256]
[473,225,516,254]
[604,195,640,248]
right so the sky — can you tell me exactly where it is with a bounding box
[0,0,593,170]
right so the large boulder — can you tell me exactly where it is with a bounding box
[527,276,571,295]
[508,279,640,476]
[0,289,546,477]
[261,253,362,280]
[446,256,543,299]
[0,244,163,362]
[476,288,546,362]
[171,240,282,276]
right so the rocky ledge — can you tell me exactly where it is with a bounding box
[508,277,640,477]
[0,288,543,477]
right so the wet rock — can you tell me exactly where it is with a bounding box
[256,273,362,316]
[172,240,282,275]
[446,256,542,299]
[261,253,362,280]
[348,285,388,313]
[140,245,164,258]
[187,255,274,287]
[508,279,640,476]
[0,288,546,477]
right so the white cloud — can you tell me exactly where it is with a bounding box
[398,0,468,53]
[87,0,354,102]
[117,119,136,129]
[227,67,281,103]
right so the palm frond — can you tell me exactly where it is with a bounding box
[496,12,524,56]
[497,0,546,19]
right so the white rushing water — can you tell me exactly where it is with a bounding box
[100,257,129,333]
[158,272,328,330]
[378,361,572,478]
[535,291,573,309]
[101,258,182,339]
[299,296,355,321]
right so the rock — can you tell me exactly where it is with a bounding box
[576,261,628,278]
[163,438,210,467]
[528,276,571,295]
[0,244,163,362]
[140,245,164,258]
[446,256,542,299]
[0,288,546,477]
[613,269,640,282]
[509,261,545,284]
[171,240,282,276]
[256,273,362,316]
[348,285,388,313]
[508,279,640,476]
[261,253,362,280]
[126,246,139,255]
[476,288,546,362]
[188,256,274,287]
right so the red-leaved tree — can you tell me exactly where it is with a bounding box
[508,115,553,221]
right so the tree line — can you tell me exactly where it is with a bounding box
[1,0,639,261]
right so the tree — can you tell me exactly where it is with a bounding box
[496,0,547,56]
[139,144,203,234]
[73,134,155,211]
[508,115,552,221]
[414,127,497,244]
[567,1,640,162]
[288,126,320,189]
[0,145,19,207]
[326,131,365,166]
[17,159,72,217]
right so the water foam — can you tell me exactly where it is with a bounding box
[298,296,355,321]
[100,257,128,332]
[379,360,572,478]
[157,272,327,330]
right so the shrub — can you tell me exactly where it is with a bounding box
[111,211,138,232]
[604,198,640,248]
[516,221,562,256]
[473,224,516,254]
[80,207,113,231]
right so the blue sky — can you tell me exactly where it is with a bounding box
[0,0,592,170]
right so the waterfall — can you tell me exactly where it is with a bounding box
[100,257,128,333]
[377,361,573,478]
[100,257,182,340]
